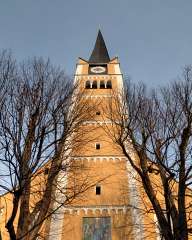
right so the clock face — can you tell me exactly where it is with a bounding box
[90,66,106,73]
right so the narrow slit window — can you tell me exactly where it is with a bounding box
[44,168,49,175]
[106,80,112,89]
[100,80,105,89]
[85,80,91,89]
[92,80,97,89]
[96,143,100,150]
[96,186,101,195]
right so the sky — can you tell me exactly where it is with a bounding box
[0,0,192,86]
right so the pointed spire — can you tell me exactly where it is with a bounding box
[89,30,110,63]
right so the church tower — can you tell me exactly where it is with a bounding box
[49,31,151,240]
[0,31,192,240]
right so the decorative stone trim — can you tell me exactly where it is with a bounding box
[72,156,127,162]
[63,205,131,215]
[76,76,117,82]
[82,120,113,125]
[82,94,112,99]
[48,136,72,240]
[75,74,122,77]
[80,120,121,126]
[0,207,4,216]
[126,147,144,239]
[154,214,161,240]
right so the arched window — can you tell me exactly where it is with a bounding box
[85,80,91,89]
[92,80,97,89]
[106,80,112,89]
[100,80,105,89]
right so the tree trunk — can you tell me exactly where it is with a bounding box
[5,192,20,240]
[16,178,31,240]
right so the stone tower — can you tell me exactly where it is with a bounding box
[49,30,144,240]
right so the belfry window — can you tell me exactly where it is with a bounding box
[85,80,91,89]
[92,80,97,89]
[100,80,105,89]
[106,80,112,89]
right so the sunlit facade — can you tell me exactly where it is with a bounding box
[47,31,159,240]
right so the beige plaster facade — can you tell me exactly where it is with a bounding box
[46,56,159,240]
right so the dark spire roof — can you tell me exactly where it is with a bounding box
[89,30,110,63]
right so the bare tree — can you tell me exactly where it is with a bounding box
[0,53,97,240]
[0,50,16,109]
[105,67,192,240]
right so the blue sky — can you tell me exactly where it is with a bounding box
[0,0,192,86]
